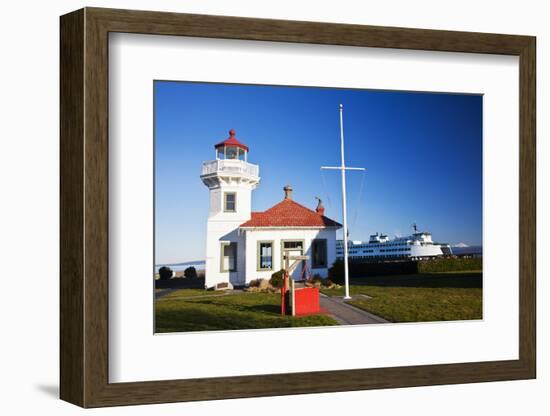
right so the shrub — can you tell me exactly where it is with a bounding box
[183,266,198,279]
[269,269,286,288]
[258,279,270,290]
[328,260,345,284]
[328,257,481,281]
[158,266,173,280]
[321,278,335,287]
[247,278,273,292]
[330,259,421,281]
[312,274,323,282]
[306,274,326,288]
[417,257,482,273]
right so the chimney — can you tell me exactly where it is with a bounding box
[315,197,325,215]
[283,185,293,200]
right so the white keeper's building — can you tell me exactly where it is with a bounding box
[200,129,342,288]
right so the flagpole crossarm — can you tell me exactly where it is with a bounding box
[321,166,366,171]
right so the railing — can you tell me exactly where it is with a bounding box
[201,159,259,177]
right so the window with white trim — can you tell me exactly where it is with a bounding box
[224,192,236,212]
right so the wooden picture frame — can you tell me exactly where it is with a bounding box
[60,7,536,408]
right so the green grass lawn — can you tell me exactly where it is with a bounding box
[155,291,338,333]
[321,272,482,323]
[161,288,227,299]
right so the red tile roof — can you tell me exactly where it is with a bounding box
[214,129,249,152]
[240,198,342,228]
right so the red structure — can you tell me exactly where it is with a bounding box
[281,271,321,316]
[293,287,320,315]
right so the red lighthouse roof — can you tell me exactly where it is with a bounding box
[214,129,249,152]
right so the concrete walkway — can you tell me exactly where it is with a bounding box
[319,294,389,325]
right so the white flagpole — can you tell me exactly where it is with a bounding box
[339,104,351,300]
[321,104,365,301]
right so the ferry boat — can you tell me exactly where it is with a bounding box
[336,224,453,261]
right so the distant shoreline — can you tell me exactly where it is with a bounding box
[155,261,205,273]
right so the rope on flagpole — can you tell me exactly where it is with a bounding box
[320,169,333,209]
[351,169,367,232]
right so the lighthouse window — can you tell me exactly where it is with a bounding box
[238,148,246,161]
[220,242,237,272]
[226,146,238,159]
[312,239,328,268]
[257,241,273,271]
[224,192,236,212]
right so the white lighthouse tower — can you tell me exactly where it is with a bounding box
[200,129,260,288]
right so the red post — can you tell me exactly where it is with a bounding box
[281,271,289,315]
[280,285,285,316]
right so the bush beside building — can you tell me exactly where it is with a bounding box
[329,257,482,283]
[417,257,482,273]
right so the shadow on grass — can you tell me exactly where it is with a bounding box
[241,303,281,314]
[186,297,281,315]
[348,272,482,289]
[156,307,271,332]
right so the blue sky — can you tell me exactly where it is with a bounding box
[155,81,482,265]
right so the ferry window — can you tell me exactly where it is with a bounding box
[224,192,236,212]
[312,239,328,268]
[220,242,237,272]
[257,241,273,270]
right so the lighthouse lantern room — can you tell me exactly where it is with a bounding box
[215,129,249,161]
